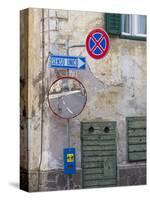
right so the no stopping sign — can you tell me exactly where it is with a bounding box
[86,28,110,59]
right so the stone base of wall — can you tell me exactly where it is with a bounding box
[20,163,146,192]
[20,168,39,192]
[20,168,82,192]
[118,163,146,186]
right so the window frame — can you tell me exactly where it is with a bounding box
[121,14,132,36]
[121,14,146,39]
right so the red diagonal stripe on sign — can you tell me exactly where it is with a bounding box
[90,34,104,53]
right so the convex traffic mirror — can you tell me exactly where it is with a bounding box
[48,76,87,119]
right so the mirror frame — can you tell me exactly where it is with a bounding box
[47,76,87,119]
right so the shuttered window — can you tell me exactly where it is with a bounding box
[127,117,146,162]
[105,13,121,35]
[105,13,147,40]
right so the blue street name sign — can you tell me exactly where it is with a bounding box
[48,55,86,70]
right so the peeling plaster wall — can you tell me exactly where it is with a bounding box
[21,9,146,174]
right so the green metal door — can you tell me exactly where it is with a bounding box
[81,121,117,188]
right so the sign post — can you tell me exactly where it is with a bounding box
[48,45,87,189]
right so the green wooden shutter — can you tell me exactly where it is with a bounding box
[105,13,121,35]
[81,121,117,188]
[127,117,146,162]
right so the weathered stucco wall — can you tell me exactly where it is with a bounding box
[20,8,146,191]
[33,9,146,170]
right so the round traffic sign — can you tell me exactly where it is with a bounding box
[86,28,110,59]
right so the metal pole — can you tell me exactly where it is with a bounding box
[66,40,70,190]
[66,40,70,149]
[65,43,85,190]
[67,119,70,148]
[65,41,86,189]
[66,119,70,189]
[66,40,70,76]
[67,44,85,55]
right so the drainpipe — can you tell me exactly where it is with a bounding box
[37,8,45,191]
